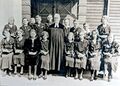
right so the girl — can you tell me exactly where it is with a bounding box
[13,29,25,75]
[1,30,14,76]
[65,32,75,78]
[74,32,88,80]
[24,29,40,80]
[39,31,49,80]
[88,30,101,81]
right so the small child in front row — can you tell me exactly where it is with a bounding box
[65,32,75,78]
[39,31,49,80]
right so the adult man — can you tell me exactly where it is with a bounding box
[49,13,65,72]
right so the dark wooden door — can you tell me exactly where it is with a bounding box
[31,0,78,22]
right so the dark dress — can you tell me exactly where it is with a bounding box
[28,23,36,29]
[88,41,100,70]
[35,23,45,37]
[40,40,49,70]
[20,25,31,39]
[13,37,25,66]
[1,37,14,70]
[70,27,82,42]
[24,37,40,66]
[3,24,17,38]
[49,23,64,71]
[102,40,113,76]
[63,27,70,43]
[65,42,75,68]
[102,39,119,72]
[45,21,53,29]
[97,24,111,48]
[75,39,88,69]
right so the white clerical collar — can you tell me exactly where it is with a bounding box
[55,23,59,28]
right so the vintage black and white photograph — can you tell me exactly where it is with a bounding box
[0,0,120,86]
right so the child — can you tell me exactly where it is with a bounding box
[74,32,88,80]
[24,29,40,80]
[1,30,14,76]
[65,32,75,78]
[13,29,25,75]
[39,31,49,80]
[88,30,101,81]
[102,35,113,82]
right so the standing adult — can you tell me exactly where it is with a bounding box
[49,13,65,72]
[29,18,36,29]
[96,15,111,48]
[45,14,53,29]
[20,17,31,39]
[35,15,45,38]
[63,18,71,43]
[3,17,17,38]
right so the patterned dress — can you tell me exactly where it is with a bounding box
[70,27,82,42]
[40,40,49,70]
[65,42,75,68]
[20,25,31,39]
[75,39,88,69]
[3,24,17,38]
[35,23,45,38]
[88,41,100,70]
[97,24,111,48]
[63,27,70,43]
[13,37,25,66]
[1,37,14,70]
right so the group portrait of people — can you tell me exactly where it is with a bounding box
[0,13,119,82]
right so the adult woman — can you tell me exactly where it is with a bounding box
[3,17,17,38]
[63,18,71,43]
[96,15,111,48]
[20,17,31,39]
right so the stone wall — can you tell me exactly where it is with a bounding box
[22,0,31,20]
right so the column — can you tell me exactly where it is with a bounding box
[22,0,31,20]
[78,0,87,27]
